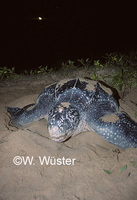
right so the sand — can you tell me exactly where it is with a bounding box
[0,70,137,200]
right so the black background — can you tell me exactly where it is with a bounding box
[1,1,137,72]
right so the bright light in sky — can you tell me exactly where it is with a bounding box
[31,16,47,21]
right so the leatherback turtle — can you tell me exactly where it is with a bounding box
[7,78,137,149]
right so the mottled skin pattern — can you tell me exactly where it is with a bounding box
[7,78,137,149]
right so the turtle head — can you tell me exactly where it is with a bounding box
[48,103,80,142]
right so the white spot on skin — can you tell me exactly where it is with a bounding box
[109,135,113,138]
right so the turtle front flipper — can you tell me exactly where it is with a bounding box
[88,111,137,149]
[7,104,35,117]
[6,103,41,127]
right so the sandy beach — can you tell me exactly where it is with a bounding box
[0,70,137,200]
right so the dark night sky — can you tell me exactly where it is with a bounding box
[1,1,137,71]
